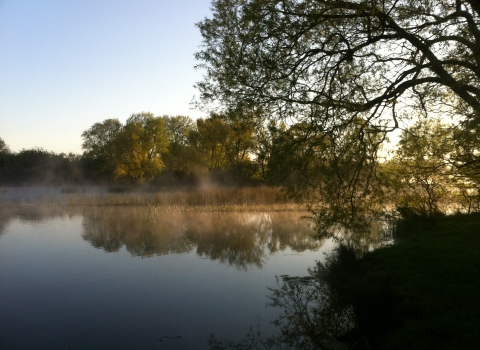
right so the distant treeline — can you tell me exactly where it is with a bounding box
[0,112,296,187]
[0,147,84,186]
[1,112,480,219]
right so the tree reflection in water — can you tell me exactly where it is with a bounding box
[80,207,322,269]
[0,205,387,348]
[0,205,12,237]
[209,232,392,349]
[0,205,322,268]
[209,262,354,350]
[0,204,78,237]
[81,207,194,256]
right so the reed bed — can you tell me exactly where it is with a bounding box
[0,186,304,212]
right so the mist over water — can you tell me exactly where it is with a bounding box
[0,205,333,350]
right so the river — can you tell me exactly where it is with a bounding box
[0,205,336,350]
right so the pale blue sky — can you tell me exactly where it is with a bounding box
[0,0,212,154]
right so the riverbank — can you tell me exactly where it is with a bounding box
[341,213,480,349]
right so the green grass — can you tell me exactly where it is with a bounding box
[356,213,480,349]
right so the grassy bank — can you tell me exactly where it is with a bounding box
[333,213,480,349]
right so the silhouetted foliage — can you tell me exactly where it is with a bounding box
[194,0,480,232]
[0,146,84,186]
[0,138,10,155]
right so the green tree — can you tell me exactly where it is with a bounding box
[265,118,385,236]
[190,114,256,173]
[0,138,10,154]
[266,122,316,187]
[81,119,123,178]
[0,138,12,184]
[312,119,385,235]
[161,115,200,176]
[215,109,259,180]
[194,116,232,170]
[252,120,277,181]
[163,115,196,146]
[0,148,82,185]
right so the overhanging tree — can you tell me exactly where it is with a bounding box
[195,0,480,234]
[196,0,480,119]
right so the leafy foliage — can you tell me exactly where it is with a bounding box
[81,118,123,178]
[384,120,456,216]
[196,0,480,120]
[114,113,168,181]
[195,0,480,231]
[0,137,10,154]
[0,147,83,185]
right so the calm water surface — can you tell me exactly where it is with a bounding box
[0,206,335,350]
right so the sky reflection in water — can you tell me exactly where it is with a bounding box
[0,206,334,350]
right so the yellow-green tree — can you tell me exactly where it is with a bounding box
[451,118,480,212]
[452,119,480,185]
[114,113,168,181]
[385,120,455,217]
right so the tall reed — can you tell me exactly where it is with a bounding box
[60,187,303,211]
